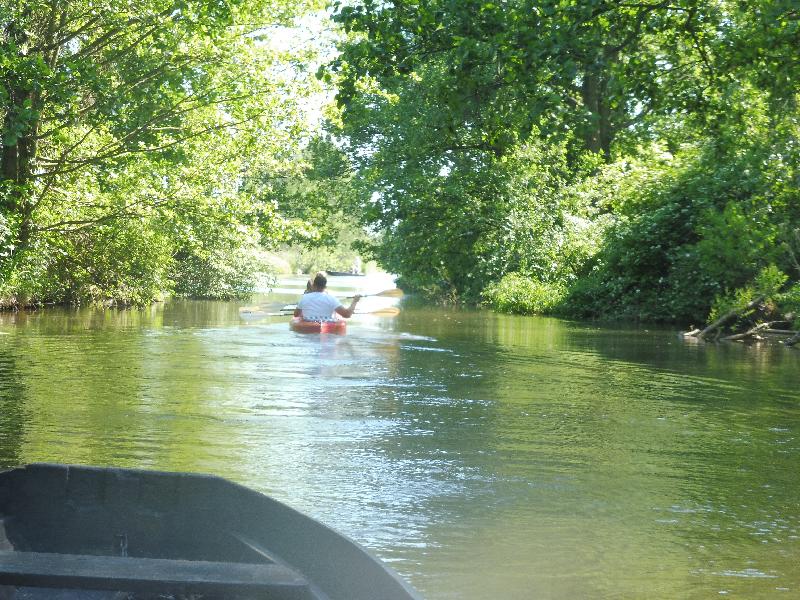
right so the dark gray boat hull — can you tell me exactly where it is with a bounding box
[0,464,422,599]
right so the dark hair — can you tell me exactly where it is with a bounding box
[312,271,327,290]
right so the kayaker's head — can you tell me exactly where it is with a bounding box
[304,279,313,294]
[312,271,327,292]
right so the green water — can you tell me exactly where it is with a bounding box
[0,276,798,599]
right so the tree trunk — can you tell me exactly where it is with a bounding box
[1,12,39,254]
[580,59,616,162]
[580,68,603,156]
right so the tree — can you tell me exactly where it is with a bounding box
[328,0,746,161]
[1,0,323,304]
[325,0,800,320]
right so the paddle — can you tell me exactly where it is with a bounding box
[239,306,400,319]
[279,288,404,312]
[356,306,401,316]
[345,288,404,299]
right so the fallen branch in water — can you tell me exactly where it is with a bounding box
[687,295,765,340]
[785,331,800,347]
[683,322,800,345]
[721,321,773,342]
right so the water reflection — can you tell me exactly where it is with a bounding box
[0,352,27,466]
[0,283,798,599]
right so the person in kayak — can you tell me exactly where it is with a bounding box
[294,272,361,321]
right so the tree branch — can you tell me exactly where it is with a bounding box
[721,321,773,342]
[72,10,175,60]
[785,331,800,347]
[689,295,765,340]
[35,108,271,178]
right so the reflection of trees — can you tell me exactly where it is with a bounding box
[385,308,800,597]
[161,299,247,327]
[7,317,151,467]
[0,302,237,470]
[134,323,258,475]
[0,303,165,333]
[0,350,28,468]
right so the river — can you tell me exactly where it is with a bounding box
[0,275,798,599]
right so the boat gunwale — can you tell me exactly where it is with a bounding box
[0,463,422,600]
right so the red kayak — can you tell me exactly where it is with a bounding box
[290,317,347,335]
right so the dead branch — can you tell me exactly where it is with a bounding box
[721,321,773,342]
[690,295,764,340]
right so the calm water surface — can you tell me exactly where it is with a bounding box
[0,275,798,599]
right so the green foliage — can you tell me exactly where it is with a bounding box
[63,223,175,306]
[4,0,799,327]
[708,266,788,324]
[0,213,10,260]
[1,0,325,306]
[243,136,360,249]
[481,274,565,316]
[329,1,798,162]
[171,235,268,301]
[332,93,594,300]
[754,266,791,299]
[326,0,800,330]
[277,214,373,275]
[562,122,800,324]
[404,141,571,301]
[0,220,173,306]
[776,283,800,330]
[238,134,376,278]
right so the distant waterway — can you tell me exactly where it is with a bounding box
[1,275,799,599]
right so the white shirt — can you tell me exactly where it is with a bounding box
[297,292,343,320]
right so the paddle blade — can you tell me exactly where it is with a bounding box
[239,308,269,321]
[240,309,295,319]
[240,304,295,319]
[371,288,404,298]
[359,306,400,317]
[240,306,262,313]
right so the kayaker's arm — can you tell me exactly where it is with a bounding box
[335,295,361,318]
[293,307,302,317]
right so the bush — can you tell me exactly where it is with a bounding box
[708,265,789,322]
[481,273,565,315]
[776,282,800,330]
[562,135,800,324]
[171,230,269,300]
[0,220,174,307]
[562,192,715,322]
